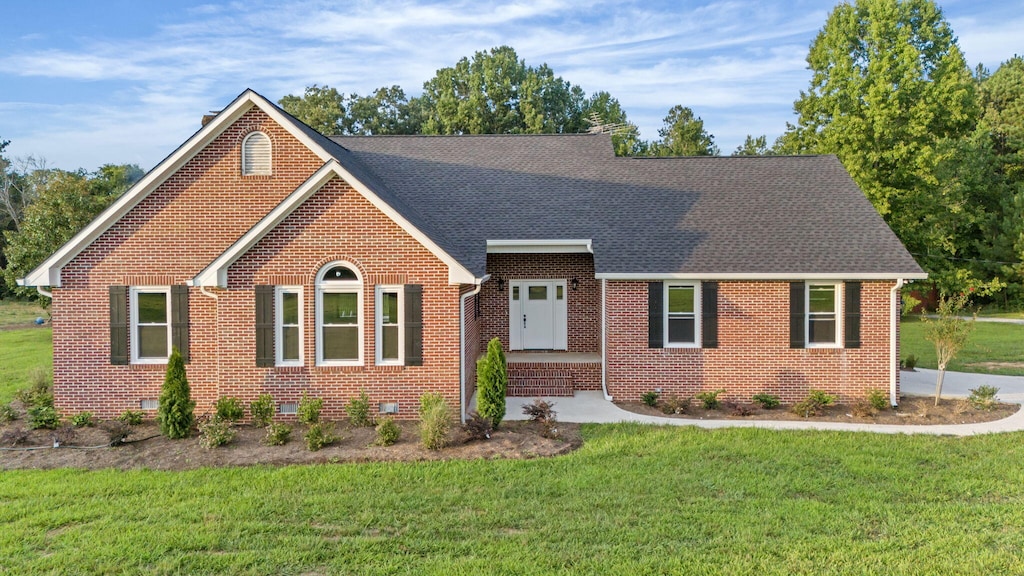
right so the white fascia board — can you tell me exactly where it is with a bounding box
[486,239,593,254]
[595,272,929,281]
[19,89,335,288]
[194,161,477,287]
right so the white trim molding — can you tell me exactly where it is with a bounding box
[130,286,171,364]
[315,262,363,367]
[486,239,593,254]
[664,281,701,348]
[374,285,404,366]
[275,286,303,367]
[595,272,929,281]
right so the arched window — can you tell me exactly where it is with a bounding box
[241,131,272,175]
[316,263,362,365]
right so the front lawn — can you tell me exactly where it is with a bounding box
[901,317,1024,376]
[0,327,52,404]
[2,425,1024,575]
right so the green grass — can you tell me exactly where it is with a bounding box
[0,300,47,327]
[0,328,52,404]
[901,317,1024,376]
[2,425,1024,574]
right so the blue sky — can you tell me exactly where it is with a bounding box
[1,0,1021,172]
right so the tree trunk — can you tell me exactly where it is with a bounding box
[934,365,946,406]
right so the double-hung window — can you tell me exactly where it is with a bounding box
[131,287,171,363]
[806,283,841,347]
[276,287,302,366]
[664,282,700,347]
[316,263,362,365]
[376,286,404,365]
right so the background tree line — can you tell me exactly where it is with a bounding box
[2,0,1021,306]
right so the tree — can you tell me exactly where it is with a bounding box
[158,347,195,439]
[653,105,719,156]
[476,337,508,428]
[732,135,770,156]
[279,85,346,136]
[582,91,650,156]
[342,85,421,135]
[922,293,975,405]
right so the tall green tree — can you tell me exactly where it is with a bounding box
[582,91,650,156]
[342,85,422,135]
[279,85,347,136]
[653,105,719,156]
[158,347,195,439]
[733,134,770,156]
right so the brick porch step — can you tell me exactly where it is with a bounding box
[506,367,575,397]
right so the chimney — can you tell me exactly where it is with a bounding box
[201,111,220,126]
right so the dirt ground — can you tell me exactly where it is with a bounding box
[618,395,1019,425]
[0,418,582,471]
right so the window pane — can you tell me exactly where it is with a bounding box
[137,292,167,324]
[323,266,358,281]
[512,286,519,300]
[809,285,836,313]
[282,326,300,361]
[528,286,547,300]
[323,326,358,360]
[382,325,399,360]
[668,318,695,343]
[323,292,358,325]
[282,292,299,325]
[138,325,168,358]
[668,286,694,314]
[809,318,837,344]
[556,285,564,300]
[382,292,398,324]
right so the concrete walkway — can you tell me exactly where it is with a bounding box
[490,369,1024,436]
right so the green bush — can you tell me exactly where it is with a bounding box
[117,410,144,426]
[660,395,689,415]
[902,354,918,370]
[71,411,96,427]
[346,390,373,427]
[198,416,236,448]
[16,368,53,409]
[752,393,780,409]
[476,338,508,428]
[374,417,401,446]
[696,389,725,410]
[792,390,837,417]
[0,403,17,424]
[214,397,245,423]
[641,391,660,407]
[297,392,323,425]
[969,385,1000,411]
[419,392,451,450]
[867,389,889,411]
[249,394,275,427]
[304,422,338,451]
[27,405,59,430]
[157,348,195,439]
[263,423,292,446]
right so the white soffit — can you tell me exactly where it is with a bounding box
[486,239,593,254]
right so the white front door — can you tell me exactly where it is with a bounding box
[509,280,567,350]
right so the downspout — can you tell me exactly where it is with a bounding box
[194,282,220,398]
[601,278,612,401]
[890,278,905,408]
[459,278,487,423]
[36,286,53,300]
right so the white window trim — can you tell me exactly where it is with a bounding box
[130,286,171,364]
[241,131,272,176]
[275,286,303,367]
[806,282,843,349]
[664,282,701,348]
[375,285,404,366]
[315,262,363,366]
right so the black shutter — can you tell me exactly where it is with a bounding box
[789,282,805,349]
[648,282,663,348]
[844,282,861,349]
[701,282,718,348]
[405,284,423,366]
[255,285,275,367]
[171,285,190,362]
[109,286,128,365]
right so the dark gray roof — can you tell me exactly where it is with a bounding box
[320,133,922,278]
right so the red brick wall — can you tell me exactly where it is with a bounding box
[481,253,599,353]
[462,286,482,414]
[606,280,898,404]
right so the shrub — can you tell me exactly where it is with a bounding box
[866,389,889,411]
[157,348,195,439]
[214,397,245,423]
[728,402,754,417]
[27,405,59,430]
[346,390,373,427]
[198,416,236,448]
[71,411,95,428]
[851,399,875,418]
[660,395,689,415]
[53,423,77,446]
[102,421,133,446]
[374,417,401,446]
[0,403,17,424]
[641,391,660,408]
[752,393,780,409]
[117,410,144,426]
[16,368,53,409]
[969,385,1000,411]
[476,338,508,428]
[305,422,338,451]
[696,389,725,410]
[791,389,837,417]
[418,392,451,450]
[1,426,29,446]
[249,394,275,427]
[264,423,292,446]
[522,399,557,422]
[903,354,918,370]
[463,411,494,441]
[297,392,323,425]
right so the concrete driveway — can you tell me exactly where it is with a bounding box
[901,368,1024,403]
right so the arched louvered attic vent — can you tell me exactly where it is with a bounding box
[242,131,272,175]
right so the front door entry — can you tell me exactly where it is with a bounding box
[509,280,567,350]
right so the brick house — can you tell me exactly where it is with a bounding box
[20,90,926,421]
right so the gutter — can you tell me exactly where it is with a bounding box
[890,278,905,408]
[601,278,612,401]
[459,276,489,423]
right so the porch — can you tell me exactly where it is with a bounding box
[504,352,602,397]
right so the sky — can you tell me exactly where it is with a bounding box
[1,0,1021,172]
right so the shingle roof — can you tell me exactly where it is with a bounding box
[325,133,923,279]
